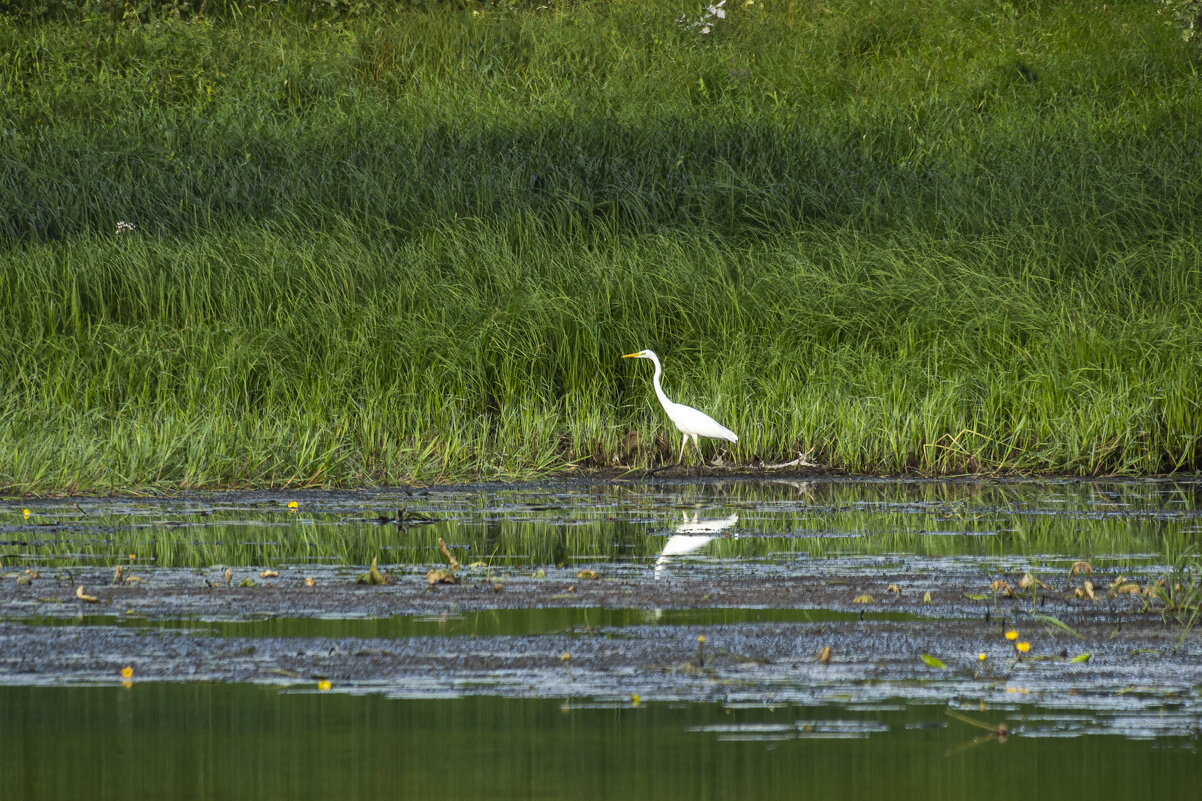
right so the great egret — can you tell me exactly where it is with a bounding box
[621,349,737,465]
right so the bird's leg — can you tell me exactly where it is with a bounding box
[693,434,704,468]
[677,435,688,466]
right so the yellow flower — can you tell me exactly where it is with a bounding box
[121,665,134,679]
[631,694,641,706]
[1016,641,1031,653]
[697,635,707,644]
[1004,630,1018,640]
[317,680,332,691]
[978,652,987,661]
[287,501,299,512]
[23,508,31,518]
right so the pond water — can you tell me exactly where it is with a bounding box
[2,477,1200,799]
[2,686,1198,801]
[6,477,1201,568]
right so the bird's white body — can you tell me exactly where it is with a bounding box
[622,349,737,465]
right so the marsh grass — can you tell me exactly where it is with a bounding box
[1,1,1200,490]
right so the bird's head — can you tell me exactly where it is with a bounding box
[622,350,656,360]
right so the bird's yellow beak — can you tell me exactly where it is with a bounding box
[621,352,641,359]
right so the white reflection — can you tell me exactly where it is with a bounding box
[653,512,739,575]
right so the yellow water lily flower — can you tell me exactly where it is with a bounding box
[1004,629,1019,640]
[317,680,331,691]
[1016,641,1031,653]
[121,665,134,679]
[978,652,987,661]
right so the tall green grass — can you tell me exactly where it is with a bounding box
[1,1,1200,490]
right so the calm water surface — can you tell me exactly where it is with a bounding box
[5,477,1201,568]
[3,478,1200,799]
[2,685,1198,801]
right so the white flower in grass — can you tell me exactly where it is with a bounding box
[116,220,136,235]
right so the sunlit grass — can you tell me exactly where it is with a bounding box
[1,1,1199,490]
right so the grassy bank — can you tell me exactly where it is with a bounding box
[2,1,1201,491]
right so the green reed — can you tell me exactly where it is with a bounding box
[1,1,1199,490]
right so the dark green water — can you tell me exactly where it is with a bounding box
[28,607,922,638]
[1,685,1197,801]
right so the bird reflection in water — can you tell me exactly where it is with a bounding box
[653,511,739,575]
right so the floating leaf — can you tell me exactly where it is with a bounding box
[112,565,124,584]
[919,653,947,669]
[303,577,316,587]
[1073,581,1095,600]
[990,580,1015,598]
[962,592,990,601]
[223,567,232,587]
[239,578,255,588]
[260,570,279,578]
[1018,572,1049,590]
[852,594,874,604]
[1070,653,1091,663]
[356,557,390,585]
[576,569,600,580]
[1113,582,1141,596]
[923,591,933,603]
[1069,561,1092,575]
[426,568,457,585]
[532,569,547,579]
[1033,613,1084,639]
[816,645,832,664]
[886,584,900,594]
[437,537,460,569]
[75,586,100,603]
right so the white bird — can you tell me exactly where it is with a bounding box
[622,349,737,465]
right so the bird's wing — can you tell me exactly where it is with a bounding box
[672,403,738,442]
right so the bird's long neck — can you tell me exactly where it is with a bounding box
[649,354,673,409]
